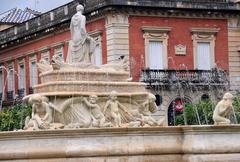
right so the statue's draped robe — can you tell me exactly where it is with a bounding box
[67,13,96,63]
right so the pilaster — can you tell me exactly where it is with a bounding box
[105,13,129,63]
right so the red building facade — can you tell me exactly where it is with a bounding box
[0,0,239,124]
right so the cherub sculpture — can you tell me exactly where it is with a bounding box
[23,94,53,130]
[103,91,133,127]
[213,92,234,125]
[82,95,111,127]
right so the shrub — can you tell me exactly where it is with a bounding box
[0,104,31,131]
[175,97,240,126]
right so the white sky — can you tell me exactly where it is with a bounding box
[0,0,74,14]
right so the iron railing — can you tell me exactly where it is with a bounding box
[140,69,229,88]
[0,1,77,46]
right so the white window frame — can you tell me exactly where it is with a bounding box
[41,50,50,64]
[54,46,64,62]
[93,36,102,66]
[89,30,103,66]
[191,28,219,70]
[18,59,26,95]
[0,67,4,100]
[29,55,38,87]
[142,26,171,69]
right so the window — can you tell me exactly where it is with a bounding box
[191,28,219,70]
[7,66,14,92]
[149,41,164,69]
[197,42,211,70]
[89,30,103,66]
[94,43,102,66]
[142,26,171,69]
[54,47,64,61]
[18,63,25,89]
[0,69,4,99]
[30,57,38,87]
[41,51,50,64]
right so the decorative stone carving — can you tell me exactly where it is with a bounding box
[213,92,234,125]
[66,4,96,64]
[175,44,186,55]
[37,58,52,73]
[103,91,134,127]
[82,95,111,127]
[23,4,163,131]
[23,94,63,130]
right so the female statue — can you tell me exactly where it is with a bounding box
[67,4,96,63]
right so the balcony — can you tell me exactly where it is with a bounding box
[140,69,229,89]
[29,87,34,94]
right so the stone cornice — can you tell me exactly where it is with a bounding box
[142,26,172,33]
[88,29,103,37]
[190,27,220,35]
[0,126,240,161]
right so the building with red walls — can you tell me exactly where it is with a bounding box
[0,0,239,125]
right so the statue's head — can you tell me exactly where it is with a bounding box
[76,4,84,12]
[109,91,118,100]
[223,92,233,100]
[89,95,98,103]
[148,93,156,102]
[29,94,43,105]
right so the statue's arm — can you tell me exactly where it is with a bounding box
[31,106,35,118]
[103,101,110,114]
[80,16,87,35]
[70,18,74,37]
[83,98,94,108]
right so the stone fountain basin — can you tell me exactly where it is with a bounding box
[0,125,240,162]
[33,81,147,94]
[40,69,130,83]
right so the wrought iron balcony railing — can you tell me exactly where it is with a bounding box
[6,91,14,100]
[140,69,229,88]
[17,88,25,98]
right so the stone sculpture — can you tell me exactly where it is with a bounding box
[103,91,134,127]
[23,94,63,130]
[82,95,111,127]
[22,3,164,130]
[67,4,96,64]
[213,92,234,125]
[37,58,52,73]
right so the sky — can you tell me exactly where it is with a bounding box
[0,0,74,14]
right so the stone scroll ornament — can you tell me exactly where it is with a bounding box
[23,92,164,130]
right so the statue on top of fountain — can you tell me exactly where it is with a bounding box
[37,4,129,73]
[67,4,96,64]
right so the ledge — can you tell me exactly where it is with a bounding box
[190,27,220,34]
[142,26,172,33]
[0,125,240,161]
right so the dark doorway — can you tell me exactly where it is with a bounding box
[168,98,190,126]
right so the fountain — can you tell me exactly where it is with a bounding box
[1,4,240,162]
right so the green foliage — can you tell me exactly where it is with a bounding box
[175,97,240,125]
[232,97,240,123]
[0,104,32,131]
[175,100,215,125]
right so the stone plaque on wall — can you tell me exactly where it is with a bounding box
[175,44,186,55]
